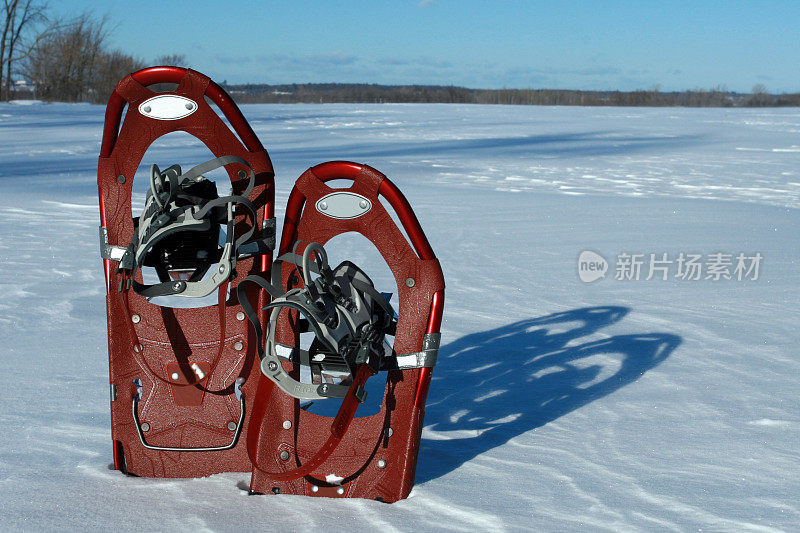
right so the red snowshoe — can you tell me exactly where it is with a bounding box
[97,67,274,477]
[240,162,445,501]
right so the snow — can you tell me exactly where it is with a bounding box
[0,102,798,531]
[7,99,45,106]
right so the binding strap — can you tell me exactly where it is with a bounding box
[246,364,372,481]
[118,155,261,298]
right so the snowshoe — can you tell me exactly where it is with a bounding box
[97,67,275,477]
[240,162,444,501]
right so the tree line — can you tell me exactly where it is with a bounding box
[224,83,800,107]
[2,4,798,107]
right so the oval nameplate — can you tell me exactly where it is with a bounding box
[315,192,372,219]
[138,95,198,121]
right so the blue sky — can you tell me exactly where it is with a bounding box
[53,1,799,92]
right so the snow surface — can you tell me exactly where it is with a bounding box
[0,102,798,532]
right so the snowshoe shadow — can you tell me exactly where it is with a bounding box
[416,305,680,484]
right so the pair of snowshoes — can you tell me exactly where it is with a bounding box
[97,67,444,502]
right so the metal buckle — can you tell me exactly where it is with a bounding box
[383,332,441,370]
[99,226,128,261]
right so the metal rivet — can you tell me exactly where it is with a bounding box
[319,201,328,210]
[385,427,393,437]
[143,105,151,113]
[377,459,387,469]
[336,487,344,495]
[234,341,244,351]
[172,282,183,291]
[321,384,328,393]
[117,175,126,184]
[131,314,141,324]
[227,421,237,431]
[219,264,226,273]
[283,420,292,430]
[185,102,194,110]
[268,361,278,371]
[133,344,142,353]
[236,311,245,321]
[359,200,368,209]
[311,485,319,493]
[238,170,247,179]
[170,372,179,381]
[279,450,290,461]
[405,277,415,287]
[140,422,150,432]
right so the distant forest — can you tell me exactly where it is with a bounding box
[223,83,800,107]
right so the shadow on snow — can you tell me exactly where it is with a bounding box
[416,305,680,484]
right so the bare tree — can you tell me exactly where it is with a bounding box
[1,0,49,100]
[747,84,771,107]
[23,13,145,103]
[24,13,104,101]
[155,53,187,67]
[91,48,144,102]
